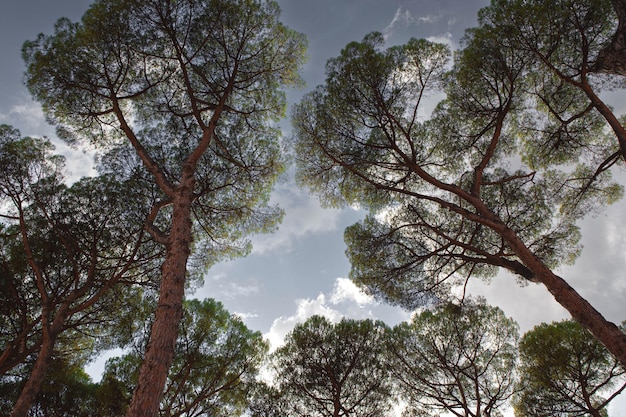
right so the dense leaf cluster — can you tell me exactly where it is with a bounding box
[5,298,623,417]
[292,0,626,367]
[18,0,307,415]
[3,0,626,415]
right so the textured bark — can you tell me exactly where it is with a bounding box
[595,0,626,76]
[500,225,626,368]
[125,179,194,417]
[10,320,62,417]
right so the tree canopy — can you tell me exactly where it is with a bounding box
[8,0,626,415]
[0,125,162,417]
[515,320,626,417]
[99,298,268,417]
[271,315,395,417]
[22,0,306,415]
[389,299,519,417]
[291,0,626,366]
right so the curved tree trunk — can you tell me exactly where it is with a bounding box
[580,80,626,163]
[125,180,194,417]
[10,320,62,417]
[595,0,626,76]
[501,226,626,368]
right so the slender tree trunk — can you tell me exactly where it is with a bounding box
[125,179,194,417]
[502,227,626,368]
[595,0,626,76]
[10,322,61,417]
[581,80,626,163]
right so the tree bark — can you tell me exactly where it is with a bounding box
[10,320,62,417]
[594,0,626,76]
[501,225,626,368]
[580,79,626,163]
[125,178,194,417]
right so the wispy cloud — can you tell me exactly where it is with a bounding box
[205,272,261,300]
[219,281,260,300]
[251,184,344,255]
[383,7,441,40]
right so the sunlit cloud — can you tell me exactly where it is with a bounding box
[330,277,375,307]
[0,99,49,135]
[263,276,401,351]
[251,184,344,255]
[426,32,456,50]
[264,293,343,351]
[233,311,259,321]
[466,273,569,333]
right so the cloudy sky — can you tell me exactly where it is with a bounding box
[2,0,626,414]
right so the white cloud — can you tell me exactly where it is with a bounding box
[383,8,412,40]
[264,293,343,351]
[1,98,98,181]
[233,311,259,321]
[426,32,457,51]
[201,271,261,300]
[0,100,49,135]
[263,276,398,351]
[466,274,569,333]
[383,7,442,40]
[330,277,375,307]
[251,184,343,255]
[219,281,260,300]
[84,347,125,383]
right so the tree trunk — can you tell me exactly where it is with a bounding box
[594,0,626,76]
[580,79,626,163]
[10,322,60,417]
[125,181,194,417]
[502,227,626,368]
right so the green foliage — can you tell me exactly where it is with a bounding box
[480,0,626,165]
[28,357,96,417]
[0,355,97,417]
[514,320,626,416]
[344,215,444,310]
[389,299,519,417]
[247,382,287,417]
[22,0,307,266]
[22,2,306,412]
[293,32,450,210]
[271,315,395,416]
[99,298,269,417]
[291,0,625,313]
[482,0,617,80]
[0,125,163,416]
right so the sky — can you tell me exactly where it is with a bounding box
[1,0,626,415]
